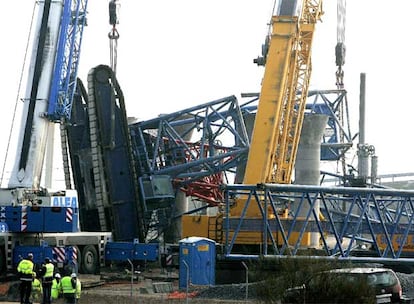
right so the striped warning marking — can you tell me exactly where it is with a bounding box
[66,208,73,223]
[53,247,66,263]
[72,246,78,262]
[21,206,27,231]
[166,254,173,266]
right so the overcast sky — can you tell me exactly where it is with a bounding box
[1,1,413,183]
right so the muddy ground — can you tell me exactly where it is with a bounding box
[0,269,259,304]
[2,267,414,303]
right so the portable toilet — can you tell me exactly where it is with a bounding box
[179,237,215,289]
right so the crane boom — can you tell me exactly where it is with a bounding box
[243,0,323,185]
[47,0,88,121]
[181,1,325,246]
[8,0,88,189]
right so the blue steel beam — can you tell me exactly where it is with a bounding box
[223,184,414,263]
[129,95,250,187]
[130,90,353,206]
[130,90,351,189]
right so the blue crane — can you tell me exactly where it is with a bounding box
[8,0,88,189]
[47,0,88,121]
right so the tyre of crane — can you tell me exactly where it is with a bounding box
[81,245,99,274]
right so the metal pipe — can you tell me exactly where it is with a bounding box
[183,260,189,304]
[295,114,328,247]
[295,114,328,185]
[225,183,414,196]
[241,261,249,302]
[223,254,414,265]
[127,259,134,299]
[359,73,366,145]
[358,73,369,179]
[371,155,378,184]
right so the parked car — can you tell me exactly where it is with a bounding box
[282,267,403,303]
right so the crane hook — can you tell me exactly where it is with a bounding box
[108,0,120,74]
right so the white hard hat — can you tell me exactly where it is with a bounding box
[55,273,61,279]
[71,273,77,278]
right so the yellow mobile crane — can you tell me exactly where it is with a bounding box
[182,0,323,246]
[231,0,323,244]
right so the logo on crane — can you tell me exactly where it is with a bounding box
[51,196,78,208]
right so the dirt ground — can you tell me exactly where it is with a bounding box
[78,273,258,303]
[0,270,258,304]
[3,267,414,303]
[1,284,254,304]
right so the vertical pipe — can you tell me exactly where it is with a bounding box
[358,73,369,179]
[295,114,328,186]
[359,73,366,145]
[127,259,134,299]
[242,261,249,302]
[371,155,378,184]
[183,260,189,304]
[295,114,328,248]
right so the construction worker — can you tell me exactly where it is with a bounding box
[51,273,62,301]
[74,273,81,303]
[17,252,35,304]
[31,272,43,303]
[60,273,81,304]
[40,257,55,304]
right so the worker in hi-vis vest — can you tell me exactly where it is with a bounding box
[31,272,43,303]
[60,273,81,303]
[40,257,55,304]
[51,273,62,301]
[17,252,35,304]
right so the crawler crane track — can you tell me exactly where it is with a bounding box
[87,68,109,231]
[87,65,146,241]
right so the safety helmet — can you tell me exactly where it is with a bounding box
[55,273,61,279]
[71,273,77,278]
